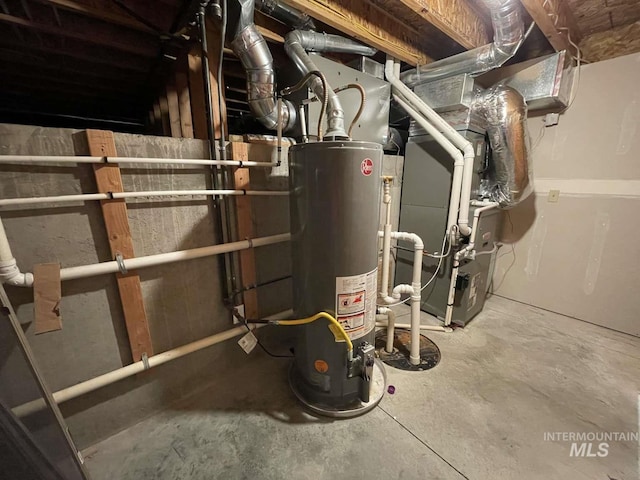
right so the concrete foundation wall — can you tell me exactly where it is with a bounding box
[0,124,292,449]
[0,124,404,448]
[492,52,640,337]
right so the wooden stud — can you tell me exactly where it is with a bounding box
[166,79,182,138]
[206,19,228,141]
[158,94,171,137]
[229,142,258,319]
[152,101,163,136]
[175,58,194,138]
[86,130,153,362]
[187,46,208,140]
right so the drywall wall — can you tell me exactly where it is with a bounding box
[0,124,292,448]
[493,52,640,337]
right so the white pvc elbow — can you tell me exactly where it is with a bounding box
[0,259,34,287]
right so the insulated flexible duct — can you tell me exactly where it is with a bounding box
[401,0,524,86]
[229,0,297,131]
[475,85,532,207]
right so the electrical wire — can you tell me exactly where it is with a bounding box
[281,71,328,139]
[231,309,294,358]
[271,312,353,356]
[232,309,353,359]
[334,83,366,138]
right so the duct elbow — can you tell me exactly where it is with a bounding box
[476,85,532,208]
[231,24,297,132]
[400,0,523,85]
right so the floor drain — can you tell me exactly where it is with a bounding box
[375,329,441,371]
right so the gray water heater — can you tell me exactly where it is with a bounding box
[289,141,386,417]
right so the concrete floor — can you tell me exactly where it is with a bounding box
[83,296,640,480]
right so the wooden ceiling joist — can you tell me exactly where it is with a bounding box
[0,12,159,57]
[393,0,491,50]
[519,0,583,57]
[32,0,156,33]
[280,0,432,65]
[0,36,150,72]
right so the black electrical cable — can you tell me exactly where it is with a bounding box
[231,309,294,359]
[226,274,292,303]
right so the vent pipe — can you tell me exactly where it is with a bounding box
[285,30,376,139]
[230,0,297,131]
[255,0,315,30]
[401,0,524,86]
[476,85,532,207]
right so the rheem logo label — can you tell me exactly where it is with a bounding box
[361,158,373,176]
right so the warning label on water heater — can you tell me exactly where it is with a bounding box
[335,268,377,340]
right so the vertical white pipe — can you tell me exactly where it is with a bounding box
[391,94,463,235]
[380,179,393,301]
[385,57,474,235]
[377,307,397,353]
[409,244,423,365]
[0,217,13,262]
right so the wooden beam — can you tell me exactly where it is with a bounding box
[519,0,583,57]
[165,78,182,138]
[187,47,208,140]
[207,21,228,140]
[175,60,194,138]
[280,0,431,65]
[32,0,155,33]
[85,130,153,362]
[255,11,287,43]
[0,35,150,72]
[229,142,258,319]
[0,13,158,57]
[158,94,171,136]
[391,0,490,49]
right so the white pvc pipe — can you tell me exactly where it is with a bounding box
[380,230,424,365]
[0,155,277,168]
[0,217,33,286]
[392,94,464,235]
[0,217,13,262]
[60,233,291,281]
[12,309,293,418]
[385,57,475,236]
[0,189,288,208]
[376,320,452,333]
[377,308,396,353]
[380,178,393,303]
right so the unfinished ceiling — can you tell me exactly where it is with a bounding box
[0,0,638,131]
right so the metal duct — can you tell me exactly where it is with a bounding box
[229,0,297,131]
[291,30,378,57]
[475,85,532,208]
[401,0,524,86]
[255,0,315,30]
[284,30,348,138]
